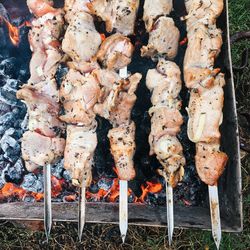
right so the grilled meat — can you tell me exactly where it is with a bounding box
[187,73,225,143]
[184,23,222,90]
[28,12,64,85]
[17,86,65,138]
[64,124,97,187]
[141,16,180,60]
[97,33,134,70]
[108,122,136,181]
[59,69,100,126]
[64,0,91,21]
[94,72,141,126]
[143,0,173,32]
[196,142,228,186]
[184,0,224,30]
[88,0,139,36]
[27,0,60,17]
[22,131,65,171]
[146,60,185,187]
[62,11,102,63]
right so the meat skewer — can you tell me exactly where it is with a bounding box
[61,1,102,240]
[146,59,185,245]
[183,1,228,248]
[142,0,183,245]
[19,0,66,240]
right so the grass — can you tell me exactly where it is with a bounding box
[0,0,250,249]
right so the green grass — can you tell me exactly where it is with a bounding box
[0,0,250,249]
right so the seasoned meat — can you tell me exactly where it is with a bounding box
[196,142,228,186]
[17,86,65,138]
[64,124,97,187]
[108,122,136,181]
[28,12,64,84]
[27,0,60,17]
[154,134,185,187]
[141,17,180,60]
[97,33,134,70]
[88,0,139,36]
[62,12,102,63]
[184,23,222,89]
[22,131,65,171]
[59,69,100,126]
[149,107,183,146]
[184,0,224,30]
[143,0,173,32]
[146,59,182,104]
[146,60,185,187]
[187,73,225,143]
[64,0,91,22]
[94,73,141,126]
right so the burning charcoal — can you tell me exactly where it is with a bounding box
[62,169,71,181]
[51,159,64,179]
[0,57,19,79]
[0,79,22,106]
[23,196,35,202]
[21,173,44,193]
[97,177,113,191]
[0,4,10,21]
[0,128,21,162]
[55,64,68,87]
[4,158,25,184]
[88,183,99,194]
[0,100,11,115]
[0,28,7,49]
[21,113,28,131]
[18,67,30,82]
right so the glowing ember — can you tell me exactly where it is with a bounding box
[0,16,31,46]
[180,37,188,46]
[0,183,43,201]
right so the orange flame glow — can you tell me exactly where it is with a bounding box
[0,16,31,47]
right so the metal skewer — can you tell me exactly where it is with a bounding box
[166,182,174,246]
[44,164,52,242]
[78,181,86,241]
[209,184,221,250]
[119,66,129,243]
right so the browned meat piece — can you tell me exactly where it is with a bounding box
[187,74,225,143]
[59,69,100,126]
[154,135,185,187]
[146,59,182,104]
[196,142,228,186]
[184,23,222,89]
[108,122,136,181]
[22,131,65,171]
[64,0,91,22]
[17,86,65,138]
[94,72,141,126]
[184,0,224,30]
[27,0,61,17]
[97,33,134,70]
[88,0,139,36]
[141,17,179,60]
[64,124,97,187]
[62,12,102,63]
[149,107,183,146]
[143,0,173,32]
[28,12,64,84]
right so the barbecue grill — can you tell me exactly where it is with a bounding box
[0,0,242,234]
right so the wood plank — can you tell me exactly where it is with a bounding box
[0,202,240,232]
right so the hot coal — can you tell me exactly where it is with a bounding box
[4,158,25,184]
[21,173,44,193]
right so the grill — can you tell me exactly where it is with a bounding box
[0,0,242,232]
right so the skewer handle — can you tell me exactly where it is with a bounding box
[209,184,221,250]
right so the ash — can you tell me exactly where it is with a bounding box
[0,2,208,207]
